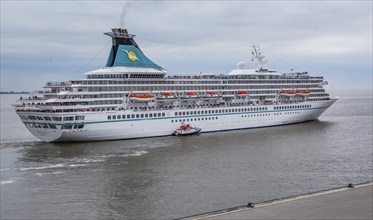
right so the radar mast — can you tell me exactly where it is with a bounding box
[251,45,268,70]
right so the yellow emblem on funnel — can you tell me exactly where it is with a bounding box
[121,49,139,62]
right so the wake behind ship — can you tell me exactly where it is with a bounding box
[13,28,338,142]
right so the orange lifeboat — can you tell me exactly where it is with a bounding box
[237,90,250,96]
[162,92,175,97]
[129,93,155,102]
[203,91,221,99]
[295,90,311,96]
[182,92,199,100]
[279,90,296,97]
[158,92,178,101]
[186,92,197,96]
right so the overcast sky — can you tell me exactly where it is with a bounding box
[1,0,372,92]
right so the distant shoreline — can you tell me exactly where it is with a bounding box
[0,92,29,94]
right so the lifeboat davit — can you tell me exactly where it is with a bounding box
[129,93,155,102]
[237,90,250,96]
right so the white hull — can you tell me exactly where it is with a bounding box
[17,99,337,142]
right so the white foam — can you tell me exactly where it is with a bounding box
[69,164,87,167]
[97,154,115,158]
[129,150,148,157]
[65,150,148,167]
[79,158,105,163]
[34,171,63,177]
[20,163,65,171]
[98,150,148,158]
[116,150,149,157]
[1,180,15,185]
[0,168,11,172]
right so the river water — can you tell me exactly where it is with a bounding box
[1,90,372,219]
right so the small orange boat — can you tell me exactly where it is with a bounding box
[208,91,218,95]
[296,90,311,96]
[182,92,199,100]
[162,92,175,97]
[237,90,250,96]
[203,91,221,99]
[173,124,201,136]
[129,93,155,102]
[279,90,296,96]
[158,92,178,101]
[186,92,197,96]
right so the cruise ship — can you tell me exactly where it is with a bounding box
[13,28,338,142]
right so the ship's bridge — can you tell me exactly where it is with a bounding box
[228,67,281,76]
[228,61,281,76]
[84,66,166,79]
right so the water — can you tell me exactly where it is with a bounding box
[1,91,372,219]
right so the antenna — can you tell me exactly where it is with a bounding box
[251,45,267,69]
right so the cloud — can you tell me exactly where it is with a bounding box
[1,1,372,91]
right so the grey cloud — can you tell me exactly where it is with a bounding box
[1,1,372,91]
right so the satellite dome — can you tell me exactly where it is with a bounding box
[236,61,247,69]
